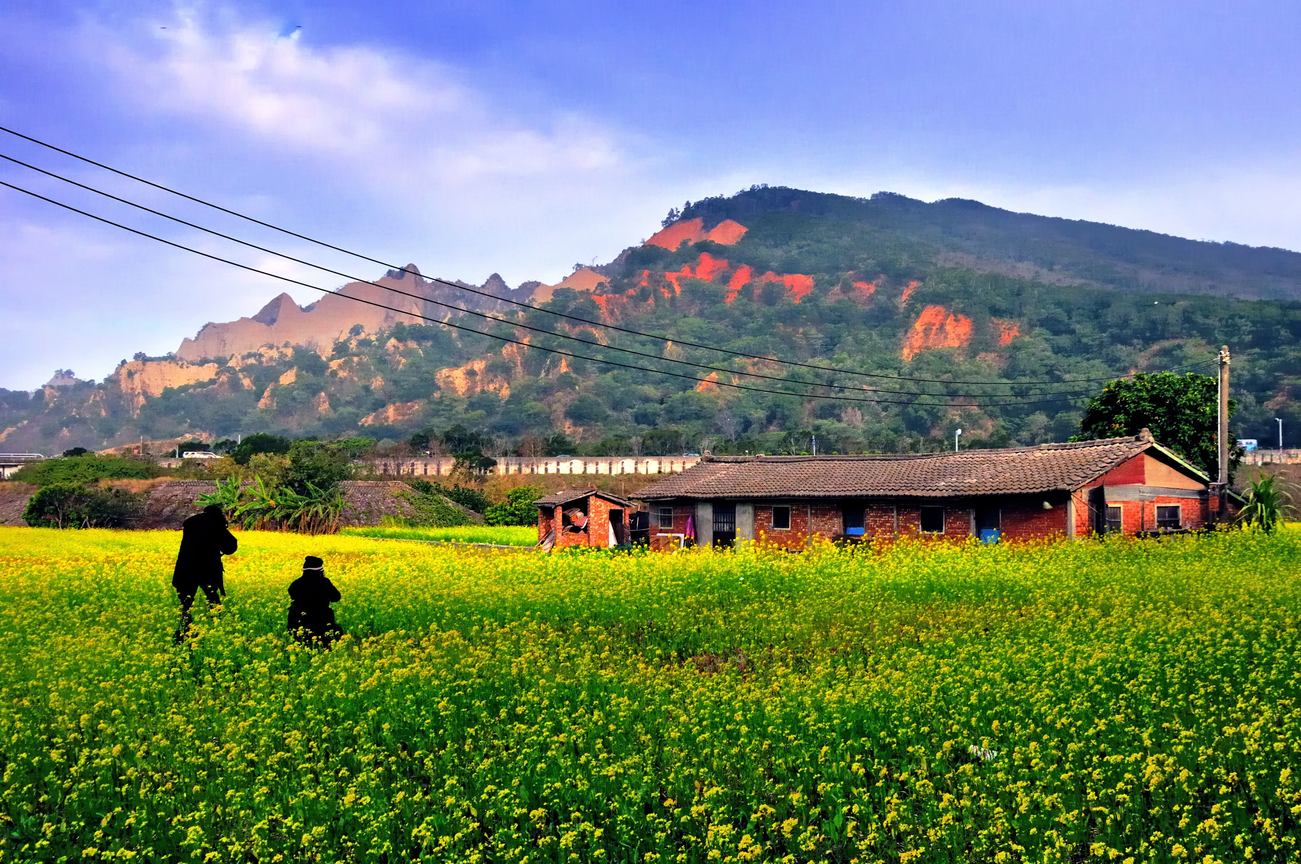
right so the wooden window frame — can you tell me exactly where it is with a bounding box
[1105,504,1123,534]
[1155,504,1181,530]
[771,505,791,531]
[655,506,674,530]
[919,505,945,534]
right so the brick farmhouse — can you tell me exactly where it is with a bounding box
[636,431,1229,549]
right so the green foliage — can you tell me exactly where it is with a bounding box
[285,440,353,496]
[198,474,343,534]
[333,436,376,460]
[22,483,143,528]
[433,483,491,514]
[246,453,290,491]
[61,447,89,457]
[197,477,242,517]
[1078,372,1235,479]
[12,454,161,487]
[1238,474,1292,534]
[484,486,543,526]
[231,433,293,465]
[399,479,480,527]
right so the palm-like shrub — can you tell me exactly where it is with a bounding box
[1238,474,1292,534]
[197,475,344,534]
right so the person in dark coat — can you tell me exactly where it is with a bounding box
[172,504,238,641]
[287,555,343,647]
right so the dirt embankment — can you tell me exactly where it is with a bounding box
[0,483,36,526]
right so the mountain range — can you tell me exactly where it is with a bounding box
[1,186,1297,455]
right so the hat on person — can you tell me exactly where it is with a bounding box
[302,555,324,572]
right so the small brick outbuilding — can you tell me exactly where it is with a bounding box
[636,431,1230,549]
[535,488,634,551]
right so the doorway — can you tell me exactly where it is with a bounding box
[608,509,625,546]
[712,503,737,548]
[975,505,1001,544]
[841,504,865,540]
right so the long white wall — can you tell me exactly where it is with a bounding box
[368,455,702,477]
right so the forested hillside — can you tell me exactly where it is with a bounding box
[1,187,1297,454]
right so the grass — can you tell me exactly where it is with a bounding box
[340,523,538,546]
[0,527,1297,862]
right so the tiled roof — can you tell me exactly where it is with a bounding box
[635,435,1180,500]
[535,488,634,507]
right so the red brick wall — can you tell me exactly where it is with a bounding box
[538,505,558,543]
[998,497,1069,541]
[865,504,896,541]
[754,503,841,549]
[1097,456,1146,486]
[552,495,629,548]
[1075,486,1211,537]
[650,504,695,550]
[892,504,974,541]
[1103,496,1208,534]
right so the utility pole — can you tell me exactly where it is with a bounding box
[1277,417,1284,452]
[1217,346,1230,486]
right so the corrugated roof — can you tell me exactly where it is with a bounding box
[535,487,634,507]
[635,435,1185,500]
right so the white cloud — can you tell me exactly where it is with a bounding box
[94,5,626,187]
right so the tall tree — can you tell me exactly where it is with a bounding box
[1077,372,1236,479]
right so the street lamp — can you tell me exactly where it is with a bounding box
[1277,418,1284,451]
[954,428,963,452]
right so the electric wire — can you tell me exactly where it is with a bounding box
[2,178,1158,409]
[0,151,1153,402]
[0,124,1205,389]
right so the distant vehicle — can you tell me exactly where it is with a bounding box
[1236,439,1259,453]
[181,451,221,460]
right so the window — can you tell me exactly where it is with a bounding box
[920,506,945,534]
[771,505,791,530]
[655,506,674,530]
[1105,505,1123,534]
[1156,505,1181,530]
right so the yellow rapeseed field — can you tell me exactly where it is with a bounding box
[0,527,1298,863]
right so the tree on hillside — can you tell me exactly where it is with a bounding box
[285,440,353,496]
[1077,372,1237,480]
[232,433,293,465]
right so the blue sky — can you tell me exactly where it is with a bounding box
[2,0,1299,389]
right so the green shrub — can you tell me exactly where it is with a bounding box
[230,433,292,465]
[438,483,491,513]
[1238,474,1292,534]
[13,455,161,487]
[484,486,543,526]
[401,480,479,527]
[197,475,344,535]
[22,483,144,528]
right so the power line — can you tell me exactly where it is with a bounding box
[0,151,1140,403]
[0,124,1200,389]
[1,178,1130,409]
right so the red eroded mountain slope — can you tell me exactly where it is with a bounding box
[901,305,973,361]
[646,217,748,250]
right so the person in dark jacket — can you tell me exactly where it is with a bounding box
[287,555,343,647]
[172,504,238,641]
